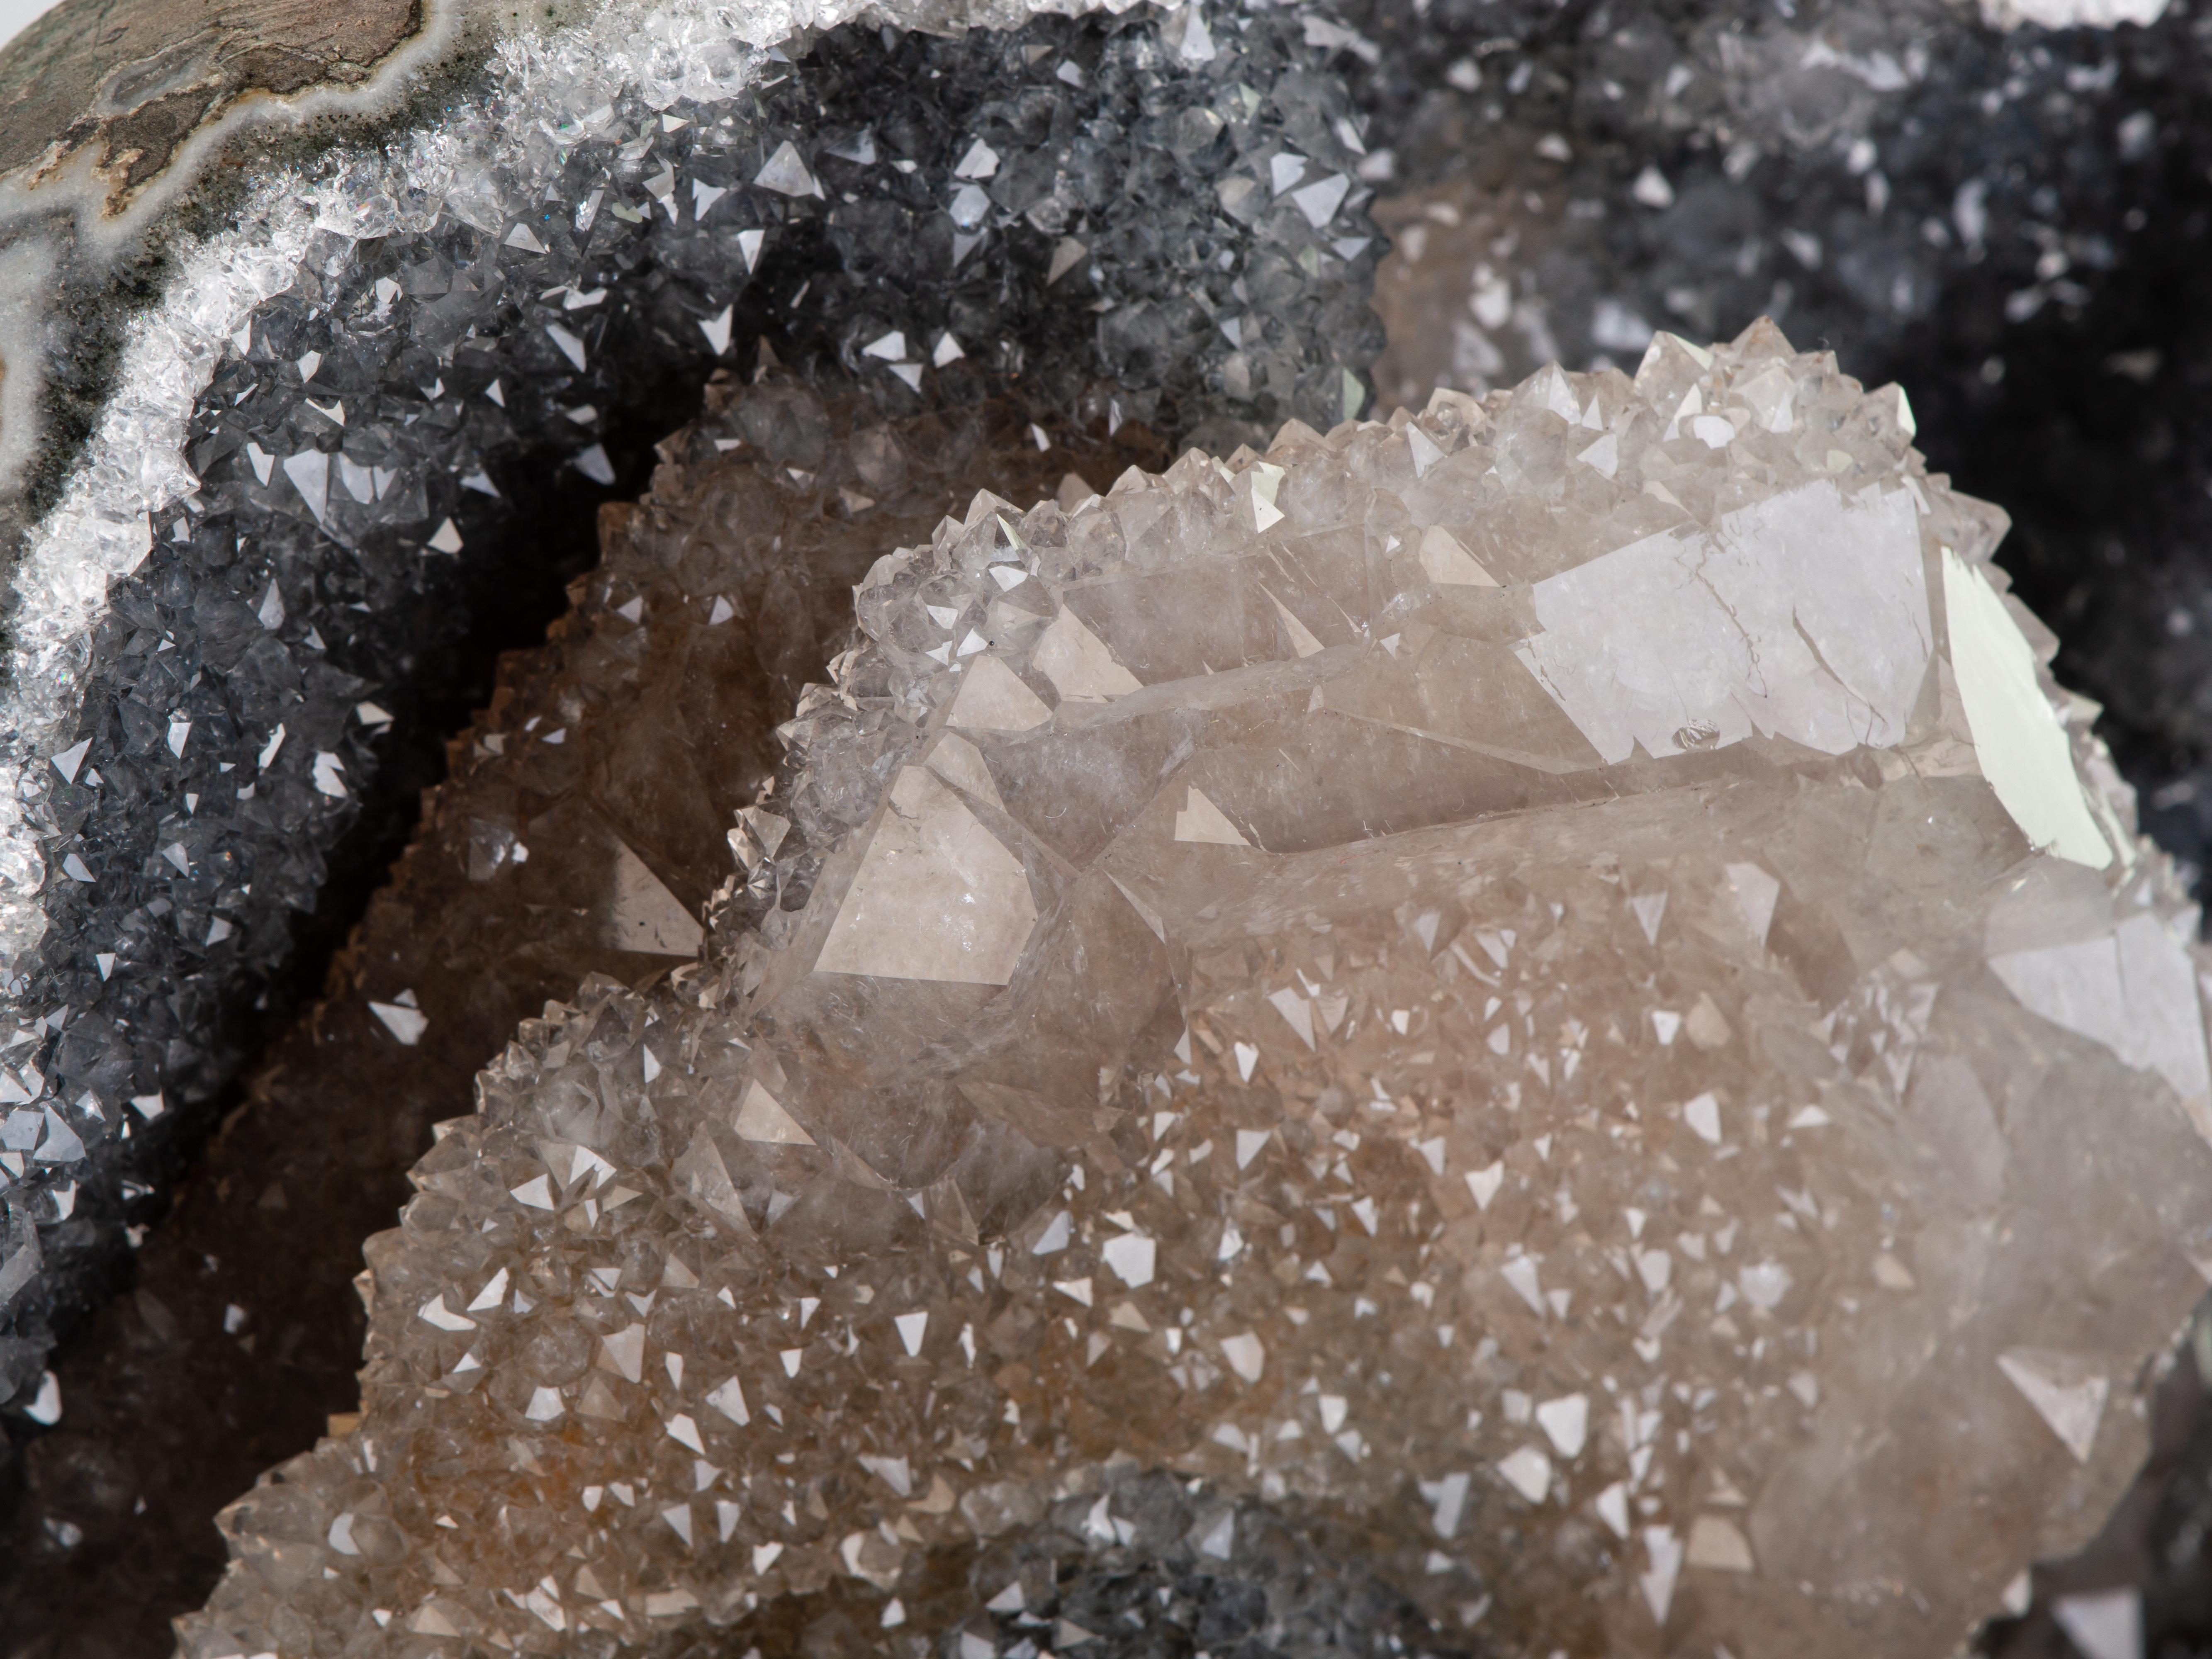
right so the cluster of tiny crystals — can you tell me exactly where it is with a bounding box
[0,0,1385,1401]
[180,325,2212,1659]
[1351,0,2179,413]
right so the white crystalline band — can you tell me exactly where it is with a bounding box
[0,0,1127,978]
[0,202,308,970]
[1979,0,2169,28]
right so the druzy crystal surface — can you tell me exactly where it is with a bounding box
[0,0,1383,1404]
[176,326,2212,1659]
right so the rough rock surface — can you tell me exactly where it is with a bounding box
[0,0,431,214]
[178,327,2212,1659]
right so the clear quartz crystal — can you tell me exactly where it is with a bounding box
[179,324,2212,1659]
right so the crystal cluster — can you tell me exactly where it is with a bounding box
[0,351,1166,1641]
[202,355,1165,1303]
[180,325,2212,1659]
[0,0,1382,1404]
[1346,0,2159,395]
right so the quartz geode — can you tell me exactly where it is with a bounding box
[176,326,2212,1659]
[0,0,1384,1406]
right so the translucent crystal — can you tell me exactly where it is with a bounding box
[180,324,2212,1659]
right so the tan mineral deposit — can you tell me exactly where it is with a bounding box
[170,325,2212,1659]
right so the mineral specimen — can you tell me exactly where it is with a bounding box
[0,353,1166,1649]
[0,0,1382,1411]
[1338,0,2212,929]
[180,324,2212,1659]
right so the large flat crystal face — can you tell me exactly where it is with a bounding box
[1513,477,1930,761]
[180,327,2212,1659]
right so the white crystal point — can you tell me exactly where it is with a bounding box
[1640,1526,1684,1624]
[1594,1482,1630,1539]
[1997,1350,2110,1462]
[1523,362,1580,421]
[1499,1253,1545,1315]
[1496,1445,1550,1503]
[1266,987,1316,1048]
[1942,547,2112,868]
[416,1294,473,1332]
[1633,331,1713,389]
[814,767,1038,985]
[367,1000,426,1045]
[734,1080,813,1146]
[1032,607,1141,701]
[947,653,1051,731]
[1289,172,1350,230]
[1108,873,1167,942]
[1420,1471,1470,1539]
[544,323,587,371]
[282,449,330,522]
[1171,787,1250,847]
[706,1375,750,1426]
[411,1605,461,1637]
[1405,423,1445,477]
[1574,431,1619,477]
[1218,1331,1264,1382]
[1686,1515,1756,1572]
[1682,1090,1722,1143]
[1195,1511,1234,1559]
[1534,1392,1587,1457]
[1416,524,1497,587]
[1101,1231,1155,1287]
[603,837,703,956]
[672,1127,752,1236]
[2053,1589,2143,1659]
[1245,460,1286,530]
[754,141,819,197]
[952,139,999,180]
